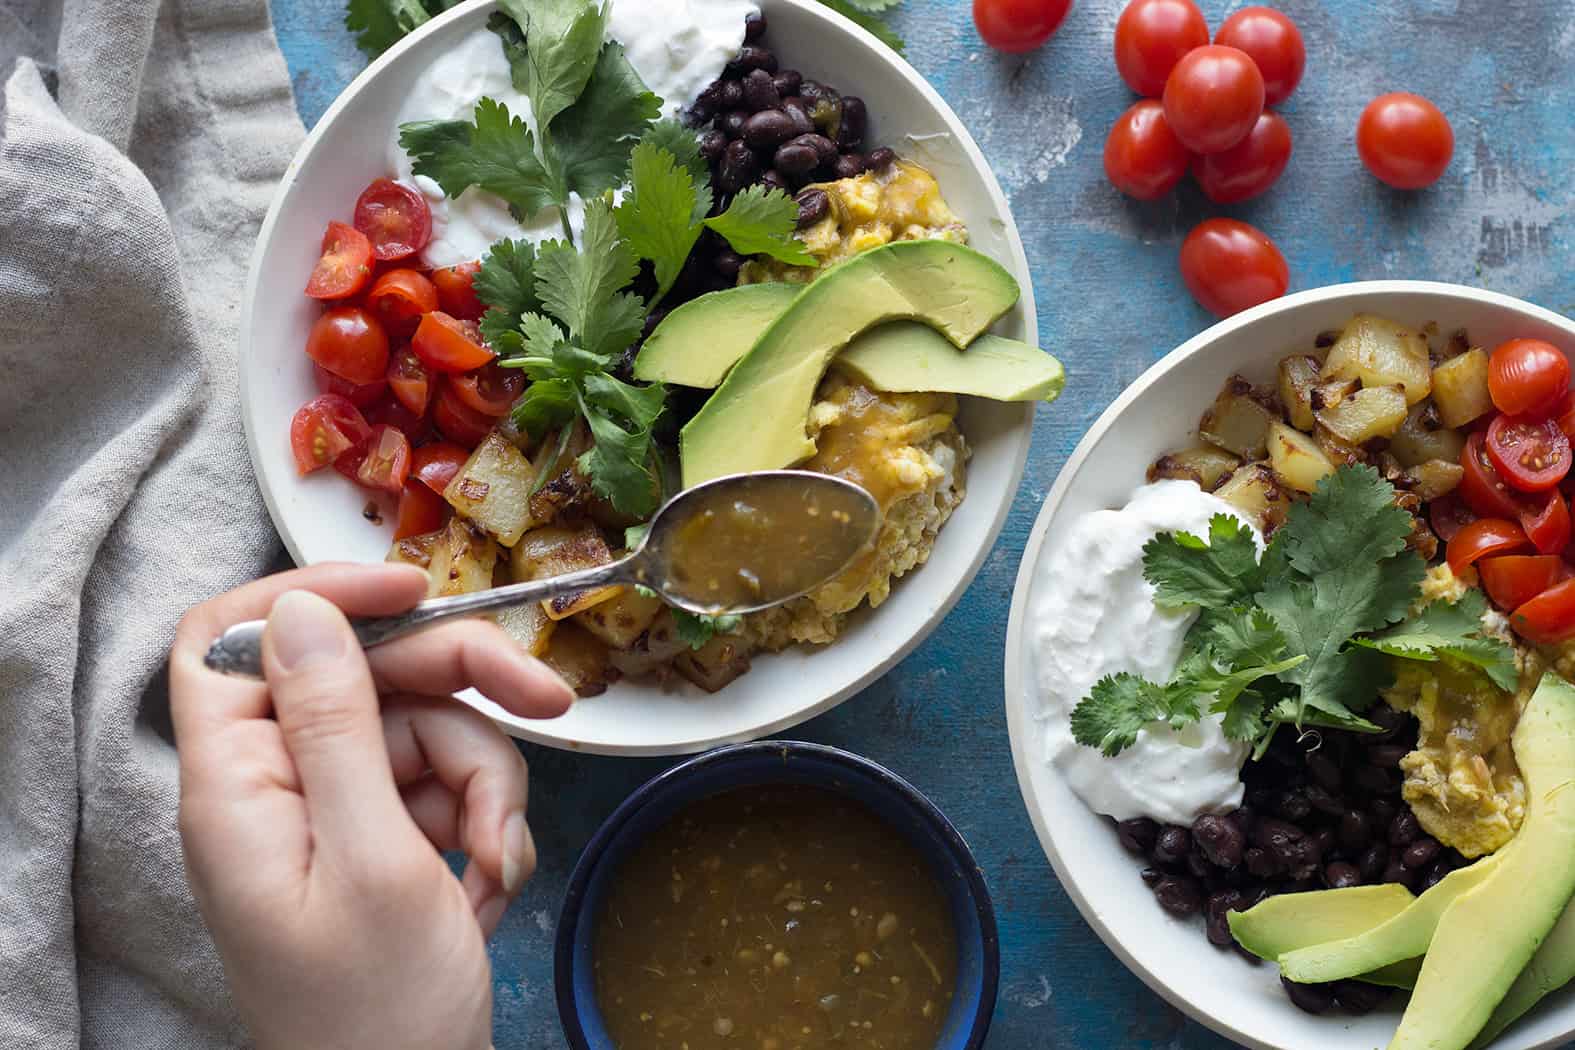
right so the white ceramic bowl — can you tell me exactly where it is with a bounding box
[1003,282,1575,1050]
[241,0,1037,755]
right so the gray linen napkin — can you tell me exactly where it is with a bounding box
[0,0,304,1045]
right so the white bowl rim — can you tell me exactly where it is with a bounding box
[1002,279,1575,1050]
[240,0,1039,756]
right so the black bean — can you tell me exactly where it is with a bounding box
[1325,862,1361,889]
[719,78,745,111]
[742,69,780,112]
[1229,806,1256,838]
[1388,810,1421,847]
[794,188,830,228]
[1276,789,1312,822]
[1246,786,1279,813]
[1306,751,1342,792]
[641,306,669,338]
[742,109,798,149]
[735,45,777,74]
[866,146,898,172]
[832,153,866,180]
[713,250,743,281]
[1420,860,1451,891]
[1193,814,1246,870]
[1117,818,1159,858]
[744,11,767,40]
[772,70,802,98]
[773,141,819,176]
[1352,764,1395,795]
[836,95,868,150]
[1312,827,1338,860]
[1280,838,1321,881]
[1245,846,1280,878]
[799,79,839,105]
[1333,980,1391,1015]
[1357,843,1388,882]
[717,109,749,139]
[1367,744,1408,767]
[1281,977,1336,1015]
[780,97,816,136]
[788,132,837,164]
[698,128,727,162]
[1152,826,1191,866]
[1339,811,1372,854]
[717,140,759,193]
[1152,876,1203,917]
[1402,837,1441,870]
[1205,890,1242,947]
[1368,797,1399,828]
[1139,867,1164,888]
[1304,784,1344,817]
[1383,859,1417,889]
[1251,817,1304,851]
[759,169,789,192]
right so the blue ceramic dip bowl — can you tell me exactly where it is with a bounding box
[554,741,1000,1049]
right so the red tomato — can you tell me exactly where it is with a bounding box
[1192,110,1292,203]
[432,261,486,321]
[1488,338,1571,418]
[412,311,495,373]
[450,361,526,417]
[288,394,371,475]
[433,380,496,448]
[1552,392,1575,443]
[394,480,450,539]
[1113,0,1209,98]
[412,442,471,496]
[1459,431,1528,519]
[342,424,411,493]
[1486,414,1572,492]
[1162,45,1264,155]
[306,305,389,386]
[304,221,374,300]
[1445,517,1530,576]
[1213,7,1305,107]
[1178,218,1288,317]
[1356,93,1454,190]
[353,179,433,262]
[972,0,1074,52]
[387,346,434,417]
[1480,555,1567,611]
[1103,100,1192,200]
[1513,578,1575,644]
[363,390,437,443]
[1427,491,1476,544]
[314,362,386,408]
[367,268,440,338]
[1521,489,1572,555]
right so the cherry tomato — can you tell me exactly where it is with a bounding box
[367,268,440,338]
[394,480,450,539]
[432,262,486,321]
[1479,554,1568,612]
[1485,414,1572,493]
[1356,93,1454,190]
[1178,218,1288,317]
[1458,431,1527,519]
[1103,100,1192,200]
[288,394,371,475]
[1488,338,1571,418]
[1113,0,1209,98]
[433,379,496,448]
[412,311,495,374]
[314,362,386,408]
[387,346,434,417]
[363,393,438,447]
[972,0,1074,52]
[1521,489,1572,555]
[1213,7,1305,107]
[449,361,526,417]
[353,178,433,262]
[1192,110,1292,204]
[412,442,471,496]
[1512,578,1575,644]
[1445,517,1530,576]
[1551,392,1575,444]
[341,424,411,494]
[306,305,390,385]
[1427,492,1476,544]
[1162,45,1264,155]
[304,220,374,300]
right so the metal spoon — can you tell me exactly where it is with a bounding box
[204,470,881,679]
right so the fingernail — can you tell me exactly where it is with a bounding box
[476,892,508,940]
[502,810,531,895]
[267,591,348,671]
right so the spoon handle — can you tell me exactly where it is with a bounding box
[203,558,634,679]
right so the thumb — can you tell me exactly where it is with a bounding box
[261,589,406,849]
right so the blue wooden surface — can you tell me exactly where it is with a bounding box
[268,1,1575,1046]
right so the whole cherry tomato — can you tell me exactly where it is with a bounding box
[1162,45,1264,155]
[1114,0,1209,98]
[1192,110,1292,203]
[1488,338,1571,418]
[305,305,390,385]
[973,0,1075,52]
[1485,414,1572,492]
[1213,7,1305,106]
[1103,100,1192,200]
[1178,218,1288,317]
[1356,93,1454,189]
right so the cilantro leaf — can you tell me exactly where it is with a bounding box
[1070,674,1173,757]
[1256,576,1398,724]
[494,0,608,129]
[345,0,432,58]
[1142,514,1262,610]
[550,42,661,200]
[583,372,667,430]
[671,608,745,650]
[511,377,579,438]
[615,142,711,303]
[1267,696,1381,734]
[533,201,645,359]
[1278,466,1417,585]
[815,0,906,54]
[641,120,711,190]
[400,98,558,218]
[1219,689,1270,744]
[1356,591,1520,692]
[704,186,818,267]
[475,239,541,349]
[578,397,661,517]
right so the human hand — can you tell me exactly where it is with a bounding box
[170,563,574,1050]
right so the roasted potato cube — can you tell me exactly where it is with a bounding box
[1198,376,1279,459]
[435,518,499,597]
[1313,424,1365,468]
[387,530,440,571]
[607,609,693,679]
[575,586,665,649]
[1389,401,1467,467]
[1431,348,1493,428]
[1322,314,1433,405]
[1310,377,1360,413]
[1147,444,1241,490]
[1398,459,1466,501]
[674,632,754,693]
[1267,422,1335,494]
[1315,384,1409,444]
[511,525,621,620]
[1278,354,1323,431]
[444,430,538,545]
[1213,463,1291,532]
[494,601,555,657]
[541,621,611,697]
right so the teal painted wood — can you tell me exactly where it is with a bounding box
[266,1,1575,1046]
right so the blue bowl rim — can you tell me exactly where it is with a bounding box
[553,739,1001,1050]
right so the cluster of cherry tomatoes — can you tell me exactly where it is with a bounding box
[290,178,514,540]
[1434,339,1575,644]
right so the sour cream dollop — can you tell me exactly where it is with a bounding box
[389,0,758,269]
[1030,480,1258,825]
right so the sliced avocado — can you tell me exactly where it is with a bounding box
[679,240,1019,488]
[633,283,799,388]
[1471,903,1575,1047]
[833,322,1065,403]
[1390,673,1575,1050]
[1229,884,1422,989]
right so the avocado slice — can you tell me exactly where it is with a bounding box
[678,240,1019,488]
[1229,885,1422,989]
[1388,673,1575,1050]
[1471,904,1575,1046]
[633,283,799,388]
[833,322,1065,403]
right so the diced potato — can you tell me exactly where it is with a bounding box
[511,525,621,620]
[1431,348,1494,428]
[674,632,755,693]
[1321,314,1433,405]
[1314,424,1365,468]
[1147,444,1241,490]
[494,601,556,657]
[1213,463,1292,532]
[607,609,693,679]
[1198,376,1279,459]
[1278,354,1323,431]
[575,586,665,649]
[541,621,612,697]
[1399,459,1465,501]
[1309,377,1360,413]
[435,518,499,597]
[1389,401,1467,467]
[1267,422,1335,494]
[387,530,440,571]
[444,430,538,546]
[1315,385,1409,444]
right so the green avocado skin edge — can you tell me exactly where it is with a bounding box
[1470,849,1575,1046]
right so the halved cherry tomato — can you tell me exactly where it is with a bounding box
[1485,414,1571,492]
[306,305,389,385]
[972,0,1074,53]
[363,393,437,447]
[1178,218,1288,317]
[304,221,374,300]
[1521,488,1571,555]
[314,362,386,408]
[289,394,371,475]
[1192,110,1292,204]
[1104,100,1193,201]
[433,380,495,448]
[1356,93,1453,190]
[449,361,525,417]
[413,311,495,374]
[367,268,440,338]
[1459,431,1527,519]
[1479,555,1568,612]
[412,442,471,495]
[1162,45,1265,155]
[394,480,450,539]
[1488,338,1570,418]
[1446,518,1530,575]
[343,424,411,493]
[432,262,486,321]
[353,179,433,262]
[1114,0,1209,98]
[1552,391,1575,443]
[1427,492,1476,544]
[1213,7,1305,107]
[387,346,433,417]
[1512,578,1575,644]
